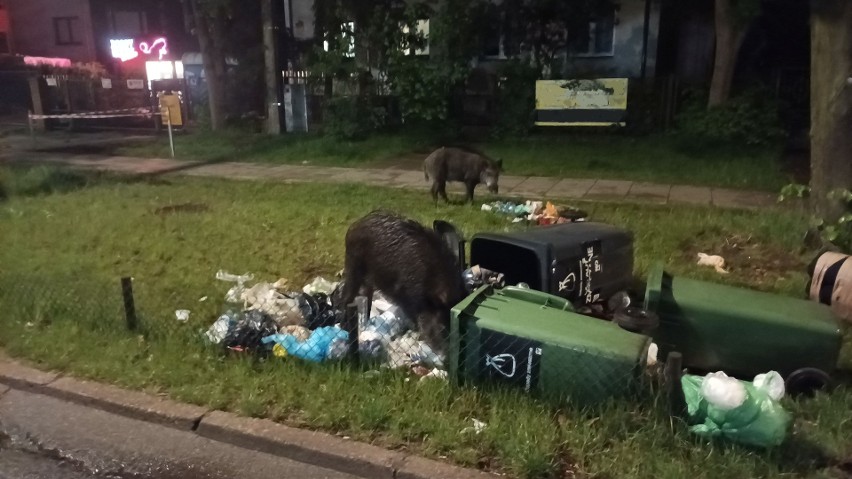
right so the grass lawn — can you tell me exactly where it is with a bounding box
[110,129,789,192]
[0,166,849,479]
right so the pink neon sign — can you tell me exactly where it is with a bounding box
[110,37,168,62]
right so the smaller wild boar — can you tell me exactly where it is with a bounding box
[423,146,503,204]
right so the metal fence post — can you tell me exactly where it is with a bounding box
[121,277,137,331]
[345,295,371,362]
[664,351,686,418]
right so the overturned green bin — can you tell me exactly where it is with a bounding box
[644,262,843,393]
[449,285,653,406]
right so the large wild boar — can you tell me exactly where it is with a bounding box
[423,147,503,204]
[339,211,466,356]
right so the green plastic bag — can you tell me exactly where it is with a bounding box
[681,371,791,448]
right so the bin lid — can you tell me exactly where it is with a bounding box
[453,286,650,357]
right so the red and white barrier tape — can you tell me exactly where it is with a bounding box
[29,108,155,120]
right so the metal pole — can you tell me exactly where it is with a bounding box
[121,277,138,331]
[165,107,175,158]
[27,110,34,139]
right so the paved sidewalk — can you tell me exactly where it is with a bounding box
[1,149,779,210]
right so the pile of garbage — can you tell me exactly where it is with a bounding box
[204,271,345,362]
[481,200,587,225]
[201,270,448,377]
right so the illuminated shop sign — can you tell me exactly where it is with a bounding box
[110,37,168,62]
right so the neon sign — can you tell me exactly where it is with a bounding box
[139,38,168,59]
[110,37,168,62]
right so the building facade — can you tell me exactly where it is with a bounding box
[3,0,190,69]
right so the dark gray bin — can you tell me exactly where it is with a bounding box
[469,222,634,305]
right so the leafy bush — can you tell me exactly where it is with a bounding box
[323,96,388,141]
[491,60,540,138]
[674,87,786,150]
[779,185,852,253]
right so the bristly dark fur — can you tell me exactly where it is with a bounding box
[422,147,502,204]
[340,210,466,354]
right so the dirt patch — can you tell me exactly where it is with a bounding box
[680,231,805,286]
[153,203,210,216]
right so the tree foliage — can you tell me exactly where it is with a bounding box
[308,0,618,131]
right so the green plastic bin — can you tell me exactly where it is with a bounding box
[450,285,652,406]
[644,262,842,391]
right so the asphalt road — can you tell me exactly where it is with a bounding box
[0,388,360,479]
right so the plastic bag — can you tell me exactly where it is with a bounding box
[205,311,239,344]
[216,270,255,304]
[261,326,349,363]
[302,277,339,296]
[681,371,791,448]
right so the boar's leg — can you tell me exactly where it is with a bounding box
[464,181,477,204]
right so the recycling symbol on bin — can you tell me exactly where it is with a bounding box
[485,353,517,378]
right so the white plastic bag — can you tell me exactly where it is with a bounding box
[701,371,746,410]
[753,371,786,401]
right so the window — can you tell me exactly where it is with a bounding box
[323,21,355,58]
[482,9,519,59]
[0,33,8,54]
[573,10,615,57]
[110,10,148,37]
[54,17,82,46]
[401,19,429,56]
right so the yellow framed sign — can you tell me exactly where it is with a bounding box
[535,79,628,127]
[159,93,183,126]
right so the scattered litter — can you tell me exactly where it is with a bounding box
[216,270,254,284]
[222,310,279,351]
[420,369,448,382]
[199,296,208,302]
[681,370,791,448]
[205,311,239,344]
[463,265,506,292]
[387,332,445,370]
[217,270,255,304]
[461,419,487,435]
[482,199,587,225]
[303,277,339,296]
[241,282,304,326]
[262,326,349,363]
[201,270,447,375]
[646,343,659,367]
[175,309,190,322]
[697,253,729,274]
[279,324,311,342]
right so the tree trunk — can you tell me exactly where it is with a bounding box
[262,0,281,134]
[810,0,852,221]
[708,0,746,108]
[185,0,227,131]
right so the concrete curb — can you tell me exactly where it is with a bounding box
[196,410,405,479]
[45,377,208,431]
[0,356,501,479]
[0,358,60,391]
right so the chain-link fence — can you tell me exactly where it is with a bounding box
[0,204,674,412]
